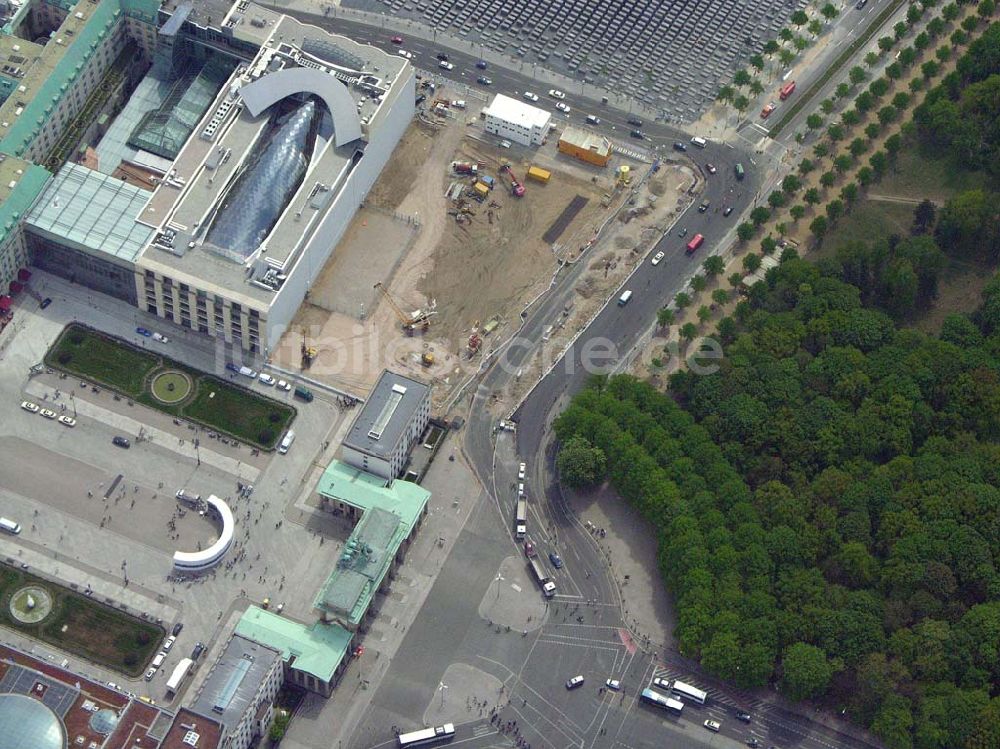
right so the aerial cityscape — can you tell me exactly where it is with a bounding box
[0,0,998,748]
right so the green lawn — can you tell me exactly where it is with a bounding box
[814,199,915,260]
[48,326,160,394]
[878,144,991,204]
[46,324,295,449]
[186,377,294,448]
[0,565,163,676]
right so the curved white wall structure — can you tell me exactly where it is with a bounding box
[173,495,234,572]
[239,67,364,147]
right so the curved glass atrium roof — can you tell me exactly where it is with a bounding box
[0,694,67,749]
[205,98,320,259]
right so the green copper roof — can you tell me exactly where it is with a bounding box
[235,606,352,683]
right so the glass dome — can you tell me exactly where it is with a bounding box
[0,693,67,749]
[89,708,119,735]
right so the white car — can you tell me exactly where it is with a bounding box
[397,49,413,59]
[276,380,291,391]
[40,408,57,419]
[450,100,466,109]
[258,373,276,386]
[438,60,454,70]
[548,89,566,99]
[522,91,539,102]
[162,635,176,652]
[651,251,665,266]
[565,675,585,689]
[704,720,721,733]
[152,332,169,343]
[58,415,76,427]
[20,401,39,413]
[144,668,155,682]
[555,102,571,113]
[605,679,621,691]
[518,462,526,480]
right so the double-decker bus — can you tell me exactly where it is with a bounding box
[640,688,684,714]
[397,723,455,748]
[685,234,705,254]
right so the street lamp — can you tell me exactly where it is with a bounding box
[494,572,504,599]
[438,681,448,707]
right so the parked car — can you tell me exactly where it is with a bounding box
[523,91,539,102]
[704,720,721,733]
[191,642,205,660]
[555,102,570,113]
[477,76,492,85]
[259,373,276,386]
[144,668,155,682]
[136,327,152,337]
[162,635,176,652]
[39,297,52,309]
[651,251,665,266]
[549,552,563,569]
[706,163,718,174]
[58,415,76,427]
[565,675,585,689]
[626,115,643,127]
[20,401,39,413]
[548,89,566,99]
[39,408,57,419]
[276,380,291,391]
[112,436,131,448]
[438,60,454,71]
[172,622,184,636]
[152,332,169,343]
[499,140,512,149]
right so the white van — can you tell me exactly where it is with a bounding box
[0,517,21,534]
[618,290,633,306]
[690,136,707,148]
[278,429,295,455]
[151,652,166,669]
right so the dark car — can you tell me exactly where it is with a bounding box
[855,0,867,8]
[39,297,52,309]
[112,436,131,448]
[723,206,734,217]
[191,642,205,660]
[736,711,752,723]
[436,52,449,61]
[136,326,152,337]
[476,59,488,69]
[172,622,184,636]
[476,76,492,85]
[678,227,689,238]
[673,141,687,152]
[415,94,426,105]
[698,201,710,213]
[549,552,563,569]
[629,129,644,139]
[627,115,643,127]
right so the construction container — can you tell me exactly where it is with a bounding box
[480,175,496,189]
[527,166,551,184]
[558,126,612,167]
[474,182,490,198]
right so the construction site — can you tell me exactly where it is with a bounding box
[274,88,693,408]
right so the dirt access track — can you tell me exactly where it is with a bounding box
[277,110,609,402]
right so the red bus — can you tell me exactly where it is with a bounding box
[779,81,796,100]
[685,234,704,254]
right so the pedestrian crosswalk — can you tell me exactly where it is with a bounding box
[611,142,651,162]
[649,665,769,713]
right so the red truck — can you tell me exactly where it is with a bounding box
[451,161,478,175]
[499,163,526,197]
[779,80,796,100]
[685,234,705,255]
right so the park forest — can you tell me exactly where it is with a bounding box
[554,22,1000,749]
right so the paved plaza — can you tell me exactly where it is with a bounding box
[344,0,808,120]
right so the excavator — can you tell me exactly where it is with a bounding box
[373,282,435,336]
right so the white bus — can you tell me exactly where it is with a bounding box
[641,688,684,714]
[671,679,708,705]
[165,657,193,694]
[397,723,455,748]
[0,517,21,534]
[515,497,527,539]
[528,557,556,598]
